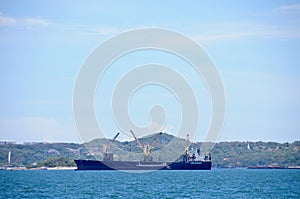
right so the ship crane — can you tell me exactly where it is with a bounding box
[130,130,148,161]
[103,132,120,161]
[130,130,162,162]
[148,132,162,154]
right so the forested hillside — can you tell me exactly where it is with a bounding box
[0,133,299,168]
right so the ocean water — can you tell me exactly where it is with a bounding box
[0,169,299,199]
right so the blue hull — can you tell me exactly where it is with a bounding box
[74,160,211,170]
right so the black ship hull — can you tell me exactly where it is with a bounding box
[74,159,211,170]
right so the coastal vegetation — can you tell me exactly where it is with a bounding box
[0,134,299,168]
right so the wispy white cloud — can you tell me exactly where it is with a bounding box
[193,32,256,43]
[275,4,300,12]
[0,15,17,26]
[0,13,51,27]
[190,22,300,43]
[65,24,120,36]
[0,12,120,37]
[0,117,78,143]
[23,18,51,26]
[86,26,119,35]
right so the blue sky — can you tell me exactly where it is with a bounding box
[0,1,299,143]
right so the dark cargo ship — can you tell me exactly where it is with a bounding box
[75,131,212,170]
[75,156,211,170]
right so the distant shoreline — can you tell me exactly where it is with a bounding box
[0,166,77,171]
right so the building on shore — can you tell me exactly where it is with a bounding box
[0,140,16,145]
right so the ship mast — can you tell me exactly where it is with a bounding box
[185,134,190,155]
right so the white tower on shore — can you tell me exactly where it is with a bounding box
[8,151,11,166]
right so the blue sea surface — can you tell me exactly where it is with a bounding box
[0,169,299,198]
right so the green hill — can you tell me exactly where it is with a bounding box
[211,141,300,167]
[0,134,299,168]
